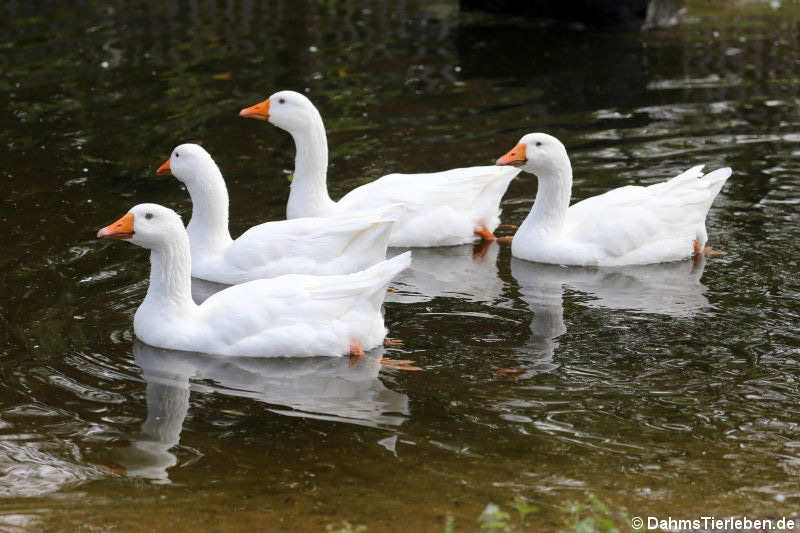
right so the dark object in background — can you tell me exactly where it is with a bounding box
[460,0,682,28]
[453,21,649,110]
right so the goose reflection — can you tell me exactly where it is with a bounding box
[385,244,504,304]
[115,340,409,481]
[511,256,709,363]
[194,245,505,307]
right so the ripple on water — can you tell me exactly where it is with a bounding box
[64,351,139,383]
[0,437,105,498]
[29,367,127,404]
[105,279,148,314]
[79,270,119,284]
[646,74,744,90]
[3,404,69,418]
[0,513,42,531]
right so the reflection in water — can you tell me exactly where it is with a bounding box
[114,347,191,482]
[0,438,103,498]
[190,245,504,305]
[512,256,708,363]
[115,341,409,481]
[191,245,506,306]
[386,244,504,304]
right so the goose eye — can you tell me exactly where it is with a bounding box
[175,152,180,158]
[535,141,542,147]
[145,213,153,220]
[278,98,285,104]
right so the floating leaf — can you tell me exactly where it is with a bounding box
[379,358,421,371]
[495,367,524,378]
[383,337,403,347]
[94,463,126,475]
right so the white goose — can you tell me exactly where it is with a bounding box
[239,90,520,247]
[496,133,731,266]
[97,204,411,357]
[157,143,396,284]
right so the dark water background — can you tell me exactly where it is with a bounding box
[1,0,799,530]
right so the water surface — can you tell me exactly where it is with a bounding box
[1,0,799,530]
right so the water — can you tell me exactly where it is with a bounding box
[1,1,799,530]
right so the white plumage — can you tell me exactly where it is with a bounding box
[496,133,731,266]
[239,90,519,247]
[332,166,518,247]
[160,143,396,284]
[97,204,411,357]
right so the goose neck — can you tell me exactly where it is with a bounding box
[286,112,335,218]
[520,165,573,236]
[184,164,233,252]
[142,234,196,313]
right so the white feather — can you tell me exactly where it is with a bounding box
[166,143,396,284]
[504,133,731,266]
[109,204,410,357]
[254,90,519,247]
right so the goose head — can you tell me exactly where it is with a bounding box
[97,204,185,251]
[496,133,570,178]
[156,143,217,185]
[239,90,318,134]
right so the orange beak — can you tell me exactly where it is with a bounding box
[97,212,135,239]
[239,99,270,120]
[496,143,527,167]
[156,158,171,175]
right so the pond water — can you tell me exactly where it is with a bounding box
[1,0,799,530]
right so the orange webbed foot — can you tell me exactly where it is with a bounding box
[384,337,404,347]
[694,239,725,256]
[474,223,496,241]
[348,339,365,366]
